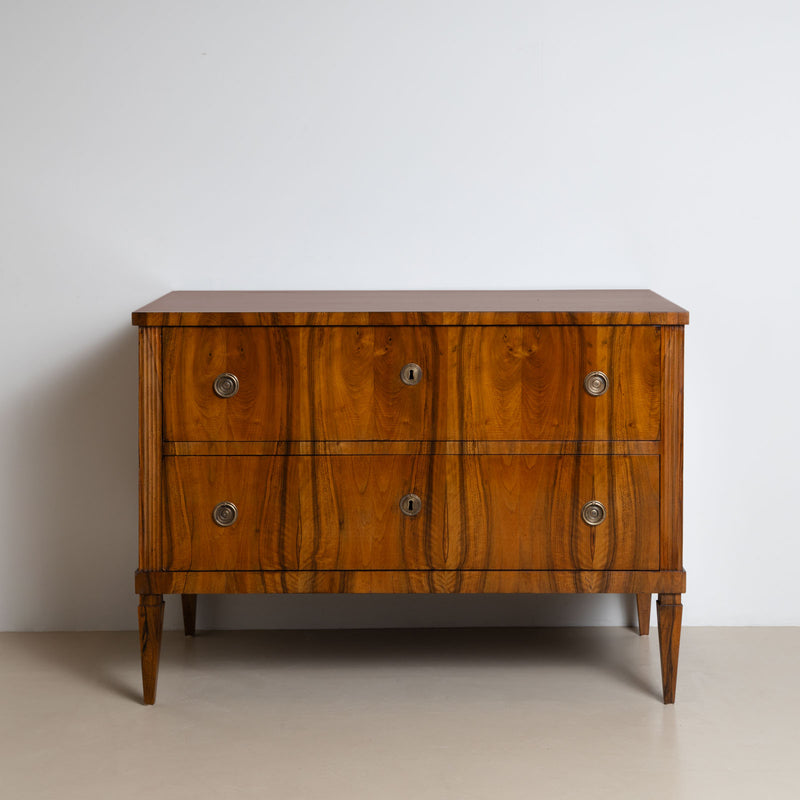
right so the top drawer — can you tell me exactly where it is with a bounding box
[162,326,661,442]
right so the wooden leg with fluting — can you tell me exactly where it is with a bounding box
[636,593,652,635]
[657,593,683,704]
[138,594,165,705]
[181,594,197,637]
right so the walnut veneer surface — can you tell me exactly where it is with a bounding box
[133,290,688,704]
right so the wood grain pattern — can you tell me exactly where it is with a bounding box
[138,594,164,705]
[660,327,684,570]
[449,455,660,570]
[163,326,298,442]
[657,593,683,704]
[162,327,443,442]
[132,289,690,326]
[163,326,660,442]
[448,325,661,441]
[307,326,444,443]
[163,454,658,572]
[164,440,661,456]
[138,328,162,570]
[163,456,444,571]
[164,456,294,570]
[135,569,687,595]
[636,593,651,635]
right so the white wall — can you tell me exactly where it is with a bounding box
[1,1,798,631]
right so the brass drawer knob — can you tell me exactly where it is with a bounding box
[213,373,239,398]
[581,500,607,526]
[212,501,238,527]
[400,363,422,386]
[400,493,422,517]
[583,371,609,396]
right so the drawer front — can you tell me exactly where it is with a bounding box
[164,325,660,443]
[163,454,658,572]
[163,327,443,442]
[447,454,660,570]
[451,326,661,441]
[163,455,445,571]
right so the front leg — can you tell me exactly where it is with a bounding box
[138,594,165,705]
[657,593,683,704]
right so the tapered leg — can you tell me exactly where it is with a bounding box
[657,593,683,704]
[138,594,165,705]
[181,594,197,637]
[636,593,652,636]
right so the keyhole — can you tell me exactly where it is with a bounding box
[400,493,421,516]
[401,363,422,386]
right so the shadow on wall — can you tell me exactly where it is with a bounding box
[198,590,641,631]
[8,325,641,631]
[9,327,139,630]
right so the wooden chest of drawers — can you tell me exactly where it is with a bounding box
[133,290,688,704]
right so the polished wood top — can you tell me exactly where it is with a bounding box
[132,290,689,326]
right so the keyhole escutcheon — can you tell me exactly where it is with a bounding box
[400,493,422,517]
[401,363,422,386]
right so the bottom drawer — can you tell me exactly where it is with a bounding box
[163,455,660,571]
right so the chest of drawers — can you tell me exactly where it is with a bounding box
[133,290,688,704]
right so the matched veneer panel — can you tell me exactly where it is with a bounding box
[294,454,445,570]
[447,455,660,571]
[163,326,304,442]
[163,327,443,442]
[164,455,445,571]
[448,325,661,441]
[164,456,294,570]
[305,327,445,442]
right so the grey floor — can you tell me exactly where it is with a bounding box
[1,626,798,800]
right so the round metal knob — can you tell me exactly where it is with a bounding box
[400,493,422,517]
[584,371,609,396]
[213,373,239,398]
[581,500,607,526]
[212,501,238,527]
[400,363,422,386]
